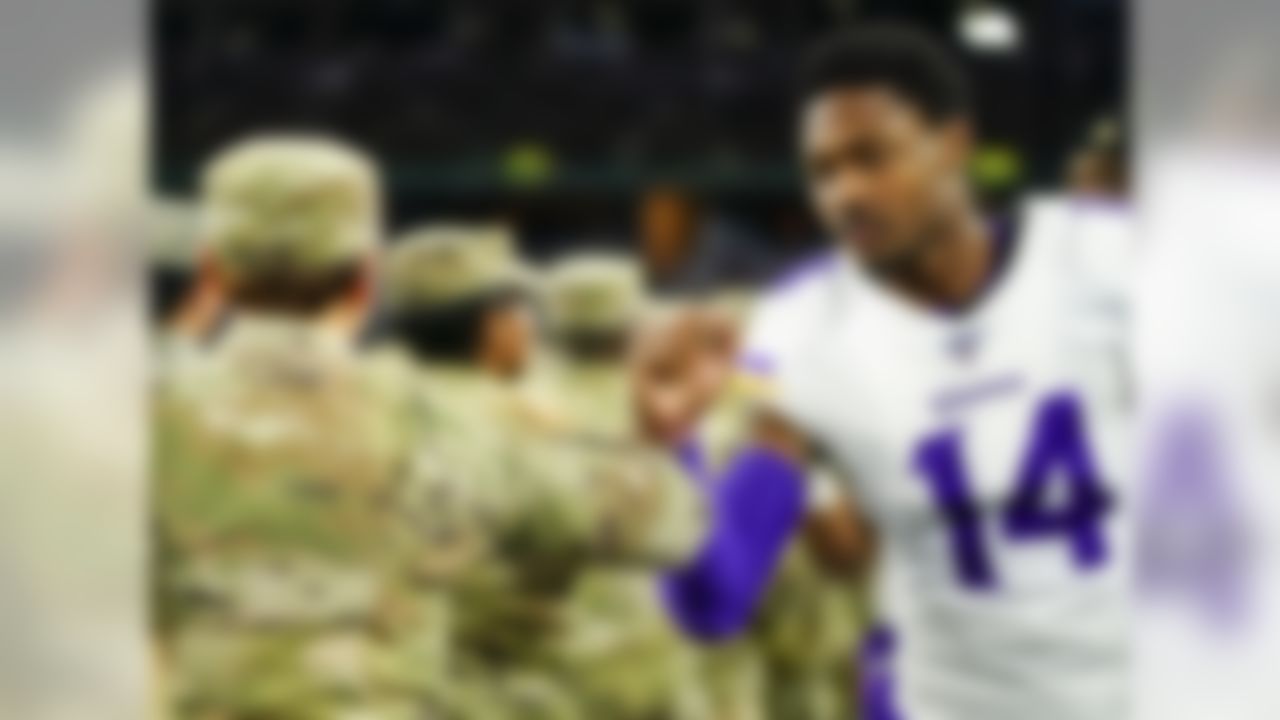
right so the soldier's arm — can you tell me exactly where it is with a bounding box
[500,424,709,568]
[579,436,707,565]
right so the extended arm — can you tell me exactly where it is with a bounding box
[632,303,875,639]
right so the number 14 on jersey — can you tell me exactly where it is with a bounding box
[914,392,1113,591]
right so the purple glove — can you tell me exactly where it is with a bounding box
[662,444,807,640]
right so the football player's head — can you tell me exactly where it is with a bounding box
[798,24,974,275]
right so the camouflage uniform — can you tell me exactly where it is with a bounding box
[753,502,864,720]
[535,255,712,720]
[154,137,451,719]
[383,234,708,720]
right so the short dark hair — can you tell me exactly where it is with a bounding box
[230,263,363,315]
[798,24,971,124]
[388,289,523,364]
[554,328,631,363]
[150,266,196,325]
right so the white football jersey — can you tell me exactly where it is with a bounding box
[742,197,1134,720]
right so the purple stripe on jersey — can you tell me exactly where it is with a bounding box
[861,625,906,720]
[1066,195,1133,215]
[931,373,1025,416]
[737,351,776,376]
[988,214,1018,287]
[934,214,1020,318]
[763,249,838,296]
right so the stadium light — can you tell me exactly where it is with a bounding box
[957,3,1022,55]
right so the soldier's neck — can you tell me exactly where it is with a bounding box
[319,301,367,338]
[230,303,362,344]
[479,352,523,383]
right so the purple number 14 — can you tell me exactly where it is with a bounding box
[914,392,1112,591]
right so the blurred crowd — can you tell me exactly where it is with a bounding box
[156,0,1123,231]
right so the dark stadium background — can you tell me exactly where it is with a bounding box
[155,0,1124,281]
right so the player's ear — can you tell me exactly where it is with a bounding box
[939,117,975,172]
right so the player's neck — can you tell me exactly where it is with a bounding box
[893,210,993,312]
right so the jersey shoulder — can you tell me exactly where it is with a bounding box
[1023,194,1136,295]
[740,250,849,379]
[732,251,858,438]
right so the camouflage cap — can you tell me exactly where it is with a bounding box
[200,135,381,281]
[543,253,645,334]
[384,223,527,310]
[148,197,201,270]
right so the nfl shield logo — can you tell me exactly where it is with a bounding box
[948,327,981,362]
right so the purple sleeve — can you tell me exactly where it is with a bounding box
[661,445,807,641]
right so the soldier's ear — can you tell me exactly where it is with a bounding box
[345,255,377,314]
[195,248,227,297]
[327,257,375,339]
[186,249,226,334]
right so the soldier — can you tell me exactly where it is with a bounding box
[537,254,644,434]
[147,197,222,365]
[537,254,712,720]
[383,223,536,381]
[153,135,450,719]
[382,231,708,720]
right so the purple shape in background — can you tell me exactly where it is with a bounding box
[1137,399,1251,631]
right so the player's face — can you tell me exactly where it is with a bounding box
[801,87,970,273]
